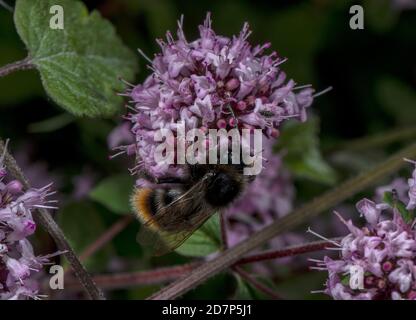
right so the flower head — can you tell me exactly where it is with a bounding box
[118,13,316,179]
[312,160,416,300]
[0,142,58,300]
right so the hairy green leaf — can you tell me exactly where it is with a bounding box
[233,274,275,300]
[14,0,138,117]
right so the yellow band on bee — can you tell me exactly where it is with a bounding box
[131,188,160,231]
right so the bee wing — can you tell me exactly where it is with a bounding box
[137,180,216,256]
[138,206,216,256]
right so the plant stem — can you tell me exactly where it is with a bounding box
[220,213,228,250]
[237,238,341,265]
[63,215,133,276]
[0,138,105,300]
[63,237,338,292]
[0,0,13,12]
[0,57,34,78]
[65,263,201,291]
[148,143,416,300]
[79,215,133,262]
[233,266,282,300]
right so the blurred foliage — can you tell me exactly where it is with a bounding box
[277,117,337,185]
[0,0,415,300]
[59,201,114,271]
[90,174,135,214]
[0,10,42,104]
[376,77,416,125]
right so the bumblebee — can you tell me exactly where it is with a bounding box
[132,163,253,255]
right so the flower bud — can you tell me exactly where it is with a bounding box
[5,180,23,195]
[216,119,227,129]
[225,78,240,91]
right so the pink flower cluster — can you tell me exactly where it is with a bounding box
[0,143,57,300]
[120,13,315,178]
[312,160,416,300]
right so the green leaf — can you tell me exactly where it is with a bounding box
[383,191,413,223]
[14,0,138,117]
[277,118,337,185]
[234,275,255,300]
[90,174,135,214]
[383,191,395,206]
[233,274,275,300]
[175,214,221,257]
[184,273,233,300]
[58,201,113,271]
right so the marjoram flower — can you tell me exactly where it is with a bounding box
[312,159,416,300]
[116,13,317,180]
[0,142,58,300]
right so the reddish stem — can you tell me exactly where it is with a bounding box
[0,57,34,78]
[65,238,338,292]
[79,215,134,261]
[237,238,341,265]
[65,262,201,291]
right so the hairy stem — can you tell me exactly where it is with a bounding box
[0,139,105,300]
[0,57,34,78]
[237,238,342,265]
[65,238,340,292]
[63,215,133,277]
[233,266,282,300]
[65,263,201,291]
[148,143,416,300]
